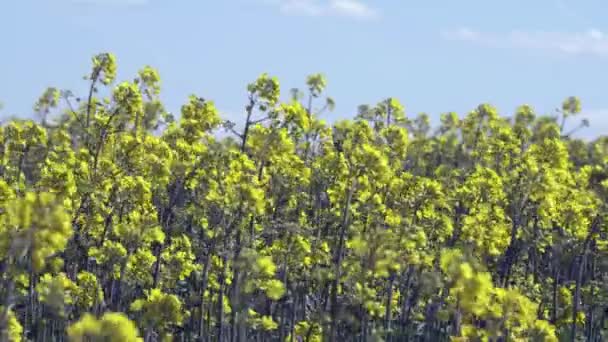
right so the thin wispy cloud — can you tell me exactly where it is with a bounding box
[267,0,379,20]
[441,27,608,57]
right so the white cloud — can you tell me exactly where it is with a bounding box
[329,0,378,19]
[269,0,379,20]
[441,27,608,57]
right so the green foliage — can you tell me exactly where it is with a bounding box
[1,192,72,272]
[180,95,222,142]
[129,288,185,337]
[90,52,117,85]
[441,249,558,341]
[0,308,23,342]
[562,96,582,115]
[2,52,608,341]
[247,73,280,111]
[74,272,104,310]
[37,273,76,316]
[67,312,142,342]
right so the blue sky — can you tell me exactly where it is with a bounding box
[1,0,608,137]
